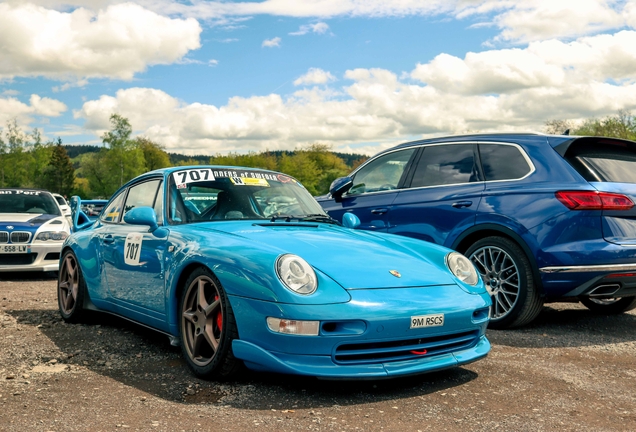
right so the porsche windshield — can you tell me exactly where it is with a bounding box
[0,190,61,215]
[168,168,329,224]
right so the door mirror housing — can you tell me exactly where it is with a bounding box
[329,176,353,202]
[342,212,360,229]
[124,207,159,232]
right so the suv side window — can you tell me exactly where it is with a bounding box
[122,179,162,220]
[479,143,532,181]
[410,144,479,187]
[348,148,416,196]
[100,191,126,223]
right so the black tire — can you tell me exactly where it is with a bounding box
[57,250,86,323]
[466,236,543,329]
[579,296,636,314]
[179,267,241,380]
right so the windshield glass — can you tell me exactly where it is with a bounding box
[168,168,327,224]
[0,190,61,215]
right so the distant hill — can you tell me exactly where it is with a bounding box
[65,146,367,167]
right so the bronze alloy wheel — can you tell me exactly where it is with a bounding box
[179,268,241,380]
[181,275,224,367]
[58,251,85,322]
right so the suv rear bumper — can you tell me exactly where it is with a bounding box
[540,264,636,299]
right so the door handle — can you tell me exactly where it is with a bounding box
[102,234,115,244]
[371,208,389,215]
[452,201,473,209]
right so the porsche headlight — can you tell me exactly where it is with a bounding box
[35,231,69,241]
[446,252,479,286]
[276,254,317,295]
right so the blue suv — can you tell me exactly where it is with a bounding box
[317,134,636,328]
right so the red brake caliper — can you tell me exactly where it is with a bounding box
[215,295,222,331]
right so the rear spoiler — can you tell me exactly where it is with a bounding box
[70,196,94,232]
[552,136,636,157]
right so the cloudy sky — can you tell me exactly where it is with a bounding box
[1,0,636,156]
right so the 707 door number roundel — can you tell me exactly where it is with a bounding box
[124,233,143,266]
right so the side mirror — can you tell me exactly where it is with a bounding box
[342,212,360,229]
[329,176,353,203]
[124,207,159,232]
[70,196,93,232]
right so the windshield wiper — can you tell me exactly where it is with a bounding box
[299,214,340,225]
[269,214,302,222]
[269,214,340,225]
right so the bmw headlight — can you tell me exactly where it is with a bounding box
[35,231,69,241]
[446,252,479,286]
[276,254,317,295]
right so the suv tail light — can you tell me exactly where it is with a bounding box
[555,191,634,210]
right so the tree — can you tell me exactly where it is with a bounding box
[136,137,171,171]
[544,110,636,140]
[210,151,278,171]
[2,119,29,187]
[28,129,54,189]
[573,110,636,140]
[92,113,146,197]
[544,119,575,135]
[42,139,75,196]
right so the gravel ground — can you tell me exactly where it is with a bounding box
[1,272,636,432]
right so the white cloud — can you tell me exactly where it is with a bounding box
[289,22,330,36]
[411,31,636,95]
[294,68,336,86]
[52,79,89,93]
[209,59,220,66]
[137,0,631,42]
[262,37,282,47]
[0,94,67,127]
[489,0,628,42]
[74,29,636,155]
[0,2,201,80]
[12,1,631,44]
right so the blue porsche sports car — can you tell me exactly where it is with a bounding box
[59,166,491,380]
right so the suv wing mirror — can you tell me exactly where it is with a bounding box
[329,176,353,203]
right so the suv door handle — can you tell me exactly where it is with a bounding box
[102,234,115,244]
[452,201,473,209]
[371,208,389,215]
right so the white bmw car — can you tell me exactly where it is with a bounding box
[0,189,71,272]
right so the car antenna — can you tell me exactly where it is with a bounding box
[563,129,570,135]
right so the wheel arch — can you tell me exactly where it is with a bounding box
[169,261,212,331]
[451,224,544,296]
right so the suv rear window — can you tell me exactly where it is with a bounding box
[563,139,636,183]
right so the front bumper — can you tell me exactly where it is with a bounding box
[228,285,491,378]
[0,242,63,272]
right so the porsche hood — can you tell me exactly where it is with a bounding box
[204,223,457,289]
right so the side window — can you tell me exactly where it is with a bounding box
[410,144,478,188]
[348,148,416,196]
[479,144,531,181]
[123,179,161,220]
[100,191,126,223]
